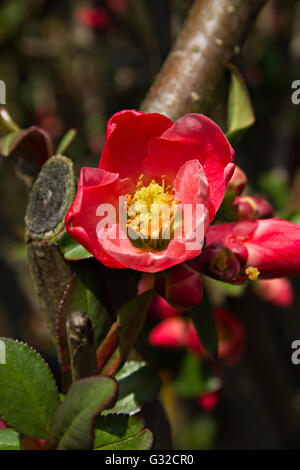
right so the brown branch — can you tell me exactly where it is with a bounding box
[140,0,267,120]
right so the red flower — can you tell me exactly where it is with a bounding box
[0,418,6,429]
[75,7,110,29]
[205,218,300,279]
[66,110,234,273]
[254,277,294,307]
[149,309,246,365]
[149,317,188,349]
[197,389,221,412]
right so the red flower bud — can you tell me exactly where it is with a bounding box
[0,418,6,429]
[233,196,274,221]
[155,261,203,309]
[75,7,110,29]
[148,317,188,349]
[227,166,247,196]
[254,277,294,307]
[197,242,242,282]
[206,218,300,279]
[197,389,221,412]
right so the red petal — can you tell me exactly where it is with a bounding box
[245,218,300,278]
[143,114,234,220]
[149,317,188,349]
[96,160,209,272]
[65,167,131,269]
[98,110,172,182]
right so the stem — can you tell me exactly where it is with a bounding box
[140,0,267,120]
[25,155,76,339]
[66,311,98,382]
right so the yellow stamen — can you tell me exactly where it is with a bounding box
[245,267,260,281]
[125,174,178,251]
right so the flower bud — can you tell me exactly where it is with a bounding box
[148,317,188,349]
[197,389,221,412]
[227,166,247,196]
[197,242,242,282]
[155,261,203,309]
[233,196,274,221]
[254,278,294,307]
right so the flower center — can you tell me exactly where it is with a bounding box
[125,174,180,251]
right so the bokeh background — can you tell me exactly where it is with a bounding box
[0,0,300,450]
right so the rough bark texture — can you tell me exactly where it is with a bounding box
[141,0,267,120]
[25,155,76,339]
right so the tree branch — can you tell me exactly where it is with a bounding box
[25,156,76,339]
[140,0,267,120]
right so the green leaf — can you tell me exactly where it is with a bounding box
[59,232,93,261]
[211,279,247,297]
[174,354,205,398]
[291,212,300,225]
[0,338,60,439]
[174,353,222,399]
[258,170,289,211]
[94,414,153,450]
[0,429,21,450]
[0,126,53,168]
[56,129,77,155]
[189,292,218,359]
[49,376,118,450]
[226,64,255,145]
[103,361,160,415]
[97,290,154,376]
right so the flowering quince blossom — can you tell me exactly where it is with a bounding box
[65,110,234,273]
